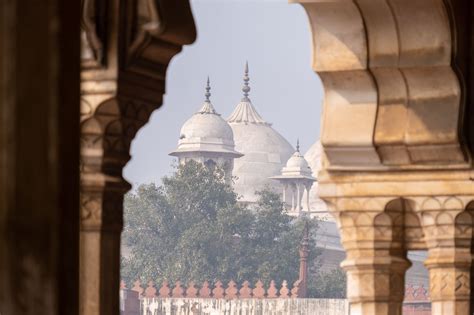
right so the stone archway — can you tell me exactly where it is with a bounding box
[79,0,196,313]
[293,0,474,314]
[3,0,474,314]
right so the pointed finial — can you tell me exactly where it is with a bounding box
[242,61,251,101]
[205,76,211,102]
[296,139,300,152]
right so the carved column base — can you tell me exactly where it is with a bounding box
[426,251,471,315]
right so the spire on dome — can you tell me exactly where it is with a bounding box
[198,76,218,115]
[227,62,269,125]
[205,76,211,102]
[242,61,251,101]
[296,139,300,152]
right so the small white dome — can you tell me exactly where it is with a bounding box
[180,108,233,142]
[171,79,242,158]
[281,150,313,177]
[303,140,330,219]
[286,151,310,169]
[172,102,241,156]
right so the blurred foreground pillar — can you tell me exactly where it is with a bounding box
[0,0,80,314]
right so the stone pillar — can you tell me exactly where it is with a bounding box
[0,0,80,314]
[417,197,474,315]
[294,0,474,313]
[297,223,310,298]
[79,1,196,314]
[291,183,296,212]
[335,198,410,315]
[296,183,302,213]
[305,183,311,213]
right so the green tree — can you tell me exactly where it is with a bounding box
[121,160,331,295]
[308,267,347,298]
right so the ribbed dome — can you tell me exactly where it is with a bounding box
[228,63,294,202]
[281,149,313,177]
[303,140,330,218]
[227,99,269,125]
[286,151,310,169]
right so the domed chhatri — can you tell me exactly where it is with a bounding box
[271,140,316,215]
[170,77,242,179]
[282,140,313,177]
[228,63,294,203]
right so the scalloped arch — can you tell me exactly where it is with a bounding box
[295,0,468,169]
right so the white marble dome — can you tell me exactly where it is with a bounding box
[171,93,241,157]
[283,149,312,176]
[177,106,236,153]
[303,140,330,219]
[228,99,294,203]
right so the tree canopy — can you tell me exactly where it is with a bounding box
[121,160,345,298]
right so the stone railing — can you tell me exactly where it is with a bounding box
[120,280,431,315]
[140,298,348,315]
[121,279,305,299]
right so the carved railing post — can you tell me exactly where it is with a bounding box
[80,0,195,314]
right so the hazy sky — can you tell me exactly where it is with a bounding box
[124,0,324,186]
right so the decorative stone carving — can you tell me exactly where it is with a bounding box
[79,0,196,314]
[413,198,474,315]
[294,0,470,169]
[294,1,474,313]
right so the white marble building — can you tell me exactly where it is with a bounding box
[170,64,428,287]
[171,64,328,217]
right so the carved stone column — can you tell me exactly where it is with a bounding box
[294,0,474,313]
[80,0,195,314]
[333,198,410,315]
[415,197,474,315]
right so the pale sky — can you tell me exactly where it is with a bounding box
[124,0,324,186]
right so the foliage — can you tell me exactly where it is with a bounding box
[308,267,347,298]
[121,160,344,298]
